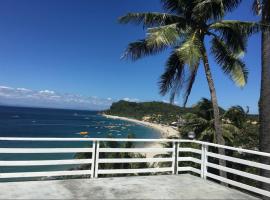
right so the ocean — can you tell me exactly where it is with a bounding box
[0,106,160,139]
[0,106,160,180]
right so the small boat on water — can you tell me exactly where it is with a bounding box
[80,131,89,135]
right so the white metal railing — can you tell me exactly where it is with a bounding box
[0,137,270,197]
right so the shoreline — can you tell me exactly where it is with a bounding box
[102,114,179,139]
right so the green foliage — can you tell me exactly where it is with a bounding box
[159,50,185,103]
[211,37,248,87]
[77,98,259,184]
[105,100,194,124]
[179,98,259,148]
[119,0,268,105]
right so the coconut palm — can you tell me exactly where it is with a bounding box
[223,105,248,129]
[252,0,270,195]
[119,0,262,178]
[180,98,240,145]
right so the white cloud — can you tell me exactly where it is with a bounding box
[0,85,114,110]
[39,90,55,95]
[0,86,14,90]
[16,88,32,92]
[123,97,140,102]
[162,99,169,103]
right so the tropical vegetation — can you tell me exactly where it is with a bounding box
[79,99,260,190]
[118,0,267,178]
[104,100,193,124]
[179,98,259,149]
[105,99,259,149]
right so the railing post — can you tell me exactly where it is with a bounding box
[172,142,178,175]
[91,141,96,178]
[94,141,100,178]
[201,144,208,179]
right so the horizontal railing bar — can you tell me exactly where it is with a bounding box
[98,167,172,174]
[179,140,270,157]
[177,167,201,174]
[0,148,93,153]
[99,148,174,153]
[178,157,202,164]
[0,137,269,157]
[98,157,173,164]
[207,162,270,184]
[178,148,202,154]
[0,170,92,179]
[207,152,270,171]
[0,159,93,166]
[207,172,270,197]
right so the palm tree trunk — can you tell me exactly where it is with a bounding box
[201,45,227,180]
[259,0,270,197]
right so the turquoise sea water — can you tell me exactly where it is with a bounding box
[0,106,160,179]
[0,106,160,139]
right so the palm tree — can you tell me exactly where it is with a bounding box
[185,101,254,146]
[119,0,261,178]
[223,105,248,129]
[180,98,240,145]
[179,100,260,186]
[253,0,270,195]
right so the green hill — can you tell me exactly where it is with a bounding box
[104,100,193,124]
[104,100,258,125]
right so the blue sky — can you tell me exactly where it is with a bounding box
[0,0,262,113]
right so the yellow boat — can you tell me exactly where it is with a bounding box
[80,131,89,135]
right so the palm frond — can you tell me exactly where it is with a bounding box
[176,31,202,67]
[210,20,261,37]
[193,0,242,20]
[222,123,240,142]
[187,117,209,128]
[195,98,215,120]
[223,105,247,128]
[159,50,185,102]
[159,31,202,104]
[147,23,181,47]
[211,37,248,87]
[180,113,209,136]
[225,105,246,116]
[118,12,181,28]
[198,122,215,142]
[122,39,167,61]
[210,20,262,53]
[160,0,192,15]
[183,63,199,106]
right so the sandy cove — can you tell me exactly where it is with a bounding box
[102,114,179,139]
[102,114,180,157]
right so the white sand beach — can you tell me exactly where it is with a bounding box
[102,114,180,157]
[102,114,179,139]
